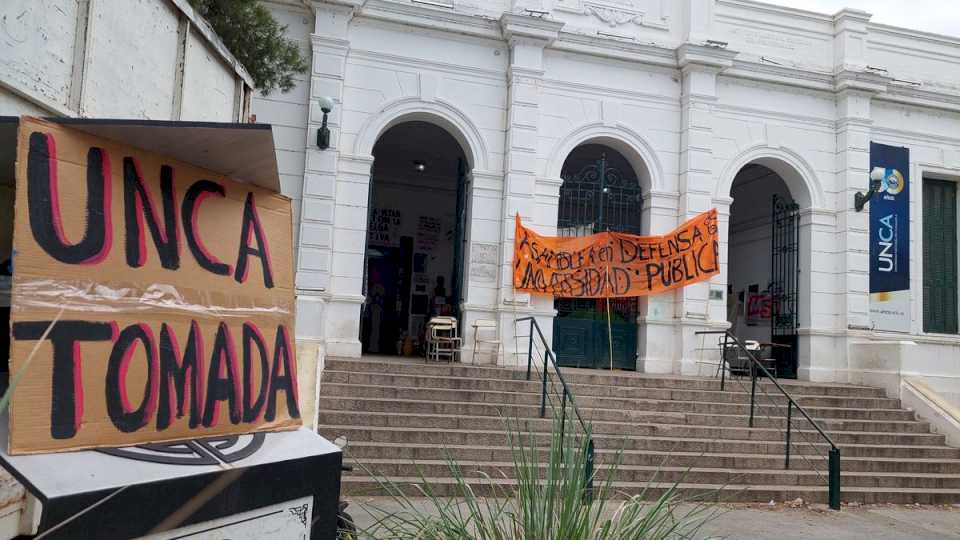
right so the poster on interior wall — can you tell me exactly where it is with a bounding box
[8,117,300,454]
[513,209,720,298]
[415,215,441,251]
[746,292,772,326]
[869,142,911,333]
[368,207,402,246]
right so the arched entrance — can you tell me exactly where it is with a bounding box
[553,144,643,370]
[726,163,801,378]
[360,121,469,355]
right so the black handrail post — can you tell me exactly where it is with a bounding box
[585,439,595,504]
[749,365,757,428]
[720,332,728,391]
[541,344,548,419]
[526,319,534,381]
[560,389,568,460]
[785,401,792,470]
[829,447,841,510]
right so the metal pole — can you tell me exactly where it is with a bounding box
[598,154,606,230]
[606,297,614,371]
[721,333,728,391]
[785,401,792,469]
[560,389,567,460]
[585,439,595,504]
[541,337,548,419]
[749,365,757,428]
[829,447,841,510]
[526,319,534,381]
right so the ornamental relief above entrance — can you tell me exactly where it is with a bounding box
[554,0,669,30]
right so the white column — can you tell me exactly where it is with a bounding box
[828,9,888,381]
[638,190,681,373]
[460,170,506,365]
[497,14,563,367]
[675,43,735,375]
[299,1,363,357]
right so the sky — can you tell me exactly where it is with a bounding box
[769,0,960,37]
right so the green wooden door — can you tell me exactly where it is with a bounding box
[923,179,958,334]
[553,150,641,371]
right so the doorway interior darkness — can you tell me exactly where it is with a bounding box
[553,144,643,370]
[727,164,800,379]
[361,121,469,356]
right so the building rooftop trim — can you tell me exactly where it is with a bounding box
[167,0,256,88]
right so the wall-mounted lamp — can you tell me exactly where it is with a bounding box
[316,96,334,150]
[413,160,426,172]
[854,167,884,212]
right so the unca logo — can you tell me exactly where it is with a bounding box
[870,167,905,195]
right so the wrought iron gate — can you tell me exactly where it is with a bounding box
[553,152,642,370]
[770,193,800,379]
[451,158,468,320]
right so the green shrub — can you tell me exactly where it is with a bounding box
[351,410,719,539]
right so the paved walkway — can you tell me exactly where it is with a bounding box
[346,497,960,539]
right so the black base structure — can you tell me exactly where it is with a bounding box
[0,414,342,539]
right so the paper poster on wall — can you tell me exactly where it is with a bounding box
[415,215,441,252]
[8,117,300,454]
[367,208,402,247]
[746,292,772,326]
[869,142,910,332]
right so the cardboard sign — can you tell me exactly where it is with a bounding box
[513,209,720,298]
[8,117,300,454]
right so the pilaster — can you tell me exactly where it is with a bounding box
[300,1,362,356]
[637,190,681,373]
[497,13,563,367]
[675,43,736,375]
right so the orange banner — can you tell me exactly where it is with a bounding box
[513,209,720,298]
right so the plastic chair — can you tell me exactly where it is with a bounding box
[426,317,461,363]
[471,319,500,364]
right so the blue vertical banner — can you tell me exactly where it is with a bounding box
[869,142,910,332]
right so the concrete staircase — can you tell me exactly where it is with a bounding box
[318,357,960,505]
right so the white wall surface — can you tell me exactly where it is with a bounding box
[0,0,253,120]
[287,0,960,386]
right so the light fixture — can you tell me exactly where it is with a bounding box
[413,160,426,172]
[316,96,334,150]
[855,167,884,212]
[705,39,728,49]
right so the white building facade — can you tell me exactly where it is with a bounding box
[256,0,960,400]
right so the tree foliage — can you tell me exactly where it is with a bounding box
[188,0,308,95]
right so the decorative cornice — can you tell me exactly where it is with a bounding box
[551,31,677,69]
[725,60,835,92]
[357,0,501,40]
[500,13,564,45]
[835,68,889,94]
[677,43,737,72]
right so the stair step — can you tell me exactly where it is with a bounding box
[318,410,944,446]
[340,476,960,504]
[318,396,929,433]
[321,370,897,408]
[319,383,916,421]
[346,459,960,489]
[341,442,960,474]
[323,358,886,398]
[319,425,960,459]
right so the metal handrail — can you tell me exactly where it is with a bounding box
[516,316,594,500]
[696,330,841,510]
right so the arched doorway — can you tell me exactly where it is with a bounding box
[727,163,801,378]
[553,144,643,370]
[360,121,469,355]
